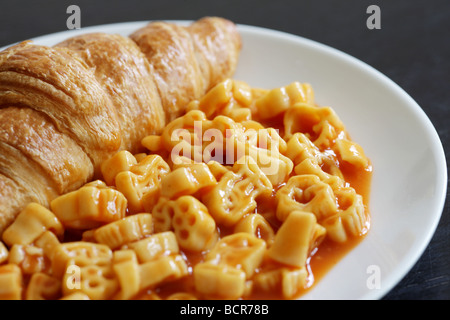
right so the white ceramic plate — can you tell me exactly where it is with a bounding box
[5,21,447,300]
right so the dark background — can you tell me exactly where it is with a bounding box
[0,0,448,300]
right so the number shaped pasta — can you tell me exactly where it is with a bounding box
[206,160,231,181]
[293,158,344,192]
[188,78,233,118]
[187,79,253,122]
[285,132,324,166]
[50,183,127,229]
[34,231,61,263]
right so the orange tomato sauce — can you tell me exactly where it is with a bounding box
[136,148,372,300]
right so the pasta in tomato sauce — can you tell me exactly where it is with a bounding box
[0,79,371,300]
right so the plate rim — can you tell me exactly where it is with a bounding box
[233,22,448,300]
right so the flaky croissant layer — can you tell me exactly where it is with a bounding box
[0,17,241,233]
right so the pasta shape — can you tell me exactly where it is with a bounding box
[194,262,246,299]
[333,138,370,169]
[321,187,369,242]
[253,266,308,299]
[268,211,325,268]
[53,242,118,299]
[283,103,345,149]
[25,273,61,300]
[100,150,137,186]
[139,255,188,290]
[152,197,176,233]
[0,242,7,264]
[234,213,275,247]
[2,203,63,247]
[114,154,170,213]
[160,163,216,199]
[0,79,371,300]
[187,79,253,122]
[0,264,22,300]
[275,174,338,222]
[171,196,218,252]
[126,231,179,263]
[112,250,140,300]
[93,213,153,249]
[34,231,61,263]
[253,82,314,120]
[204,233,266,278]
[7,244,48,275]
[50,183,127,229]
[202,157,272,226]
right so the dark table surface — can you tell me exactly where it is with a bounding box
[0,0,448,300]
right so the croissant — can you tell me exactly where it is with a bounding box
[0,17,241,233]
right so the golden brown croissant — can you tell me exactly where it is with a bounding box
[0,17,241,233]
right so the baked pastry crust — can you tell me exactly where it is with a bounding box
[0,17,241,232]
